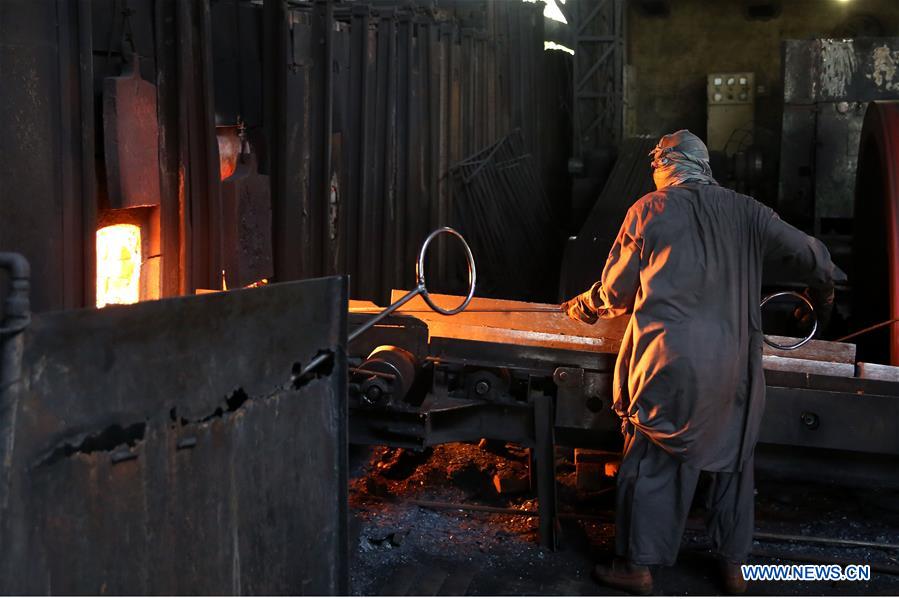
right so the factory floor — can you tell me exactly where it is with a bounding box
[348,443,899,596]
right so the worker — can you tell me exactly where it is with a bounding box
[562,130,838,595]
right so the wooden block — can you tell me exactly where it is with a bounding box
[492,471,529,494]
[763,336,856,364]
[574,449,620,490]
[857,362,899,382]
[353,294,858,367]
[762,355,854,377]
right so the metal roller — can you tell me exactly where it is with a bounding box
[298,227,476,379]
[853,101,899,365]
[357,346,418,405]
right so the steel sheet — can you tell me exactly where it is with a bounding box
[0,277,348,594]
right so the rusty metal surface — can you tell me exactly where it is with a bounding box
[0,0,96,311]
[357,291,854,366]
[102,56,161,208]
[220,153,273,288]
[0,276,348,594]
[382,291,629,354]
[255,1,559,303]
[779,38,899,232]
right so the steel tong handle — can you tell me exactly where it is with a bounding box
[349,227,477,343]
[297,228,477,379]
[760,291,817,351]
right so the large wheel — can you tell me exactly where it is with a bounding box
[853,101,899,365]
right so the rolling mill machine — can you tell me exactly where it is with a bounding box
[342,98,899,546]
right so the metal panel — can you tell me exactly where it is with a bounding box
[776,105,816,225]
[784,38,899,105]
[814,102,866,220]
[0,276,348,594]
[779,37,899,232]
[760,386,899,455]
[220,154,274,288]
[102,56,161,209]
[237,2,565,302]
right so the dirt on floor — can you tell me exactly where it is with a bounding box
[348,441,899,596]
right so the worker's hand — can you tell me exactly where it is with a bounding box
[561,296,598,324]
[806,286,834,332]
[793,287,833,333]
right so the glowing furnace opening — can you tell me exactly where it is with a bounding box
[96,224,142,308]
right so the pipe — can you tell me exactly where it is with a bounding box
[0,253,30,517]
[750,531,899,552]
[412,499,539,517]
[0,253,30,335]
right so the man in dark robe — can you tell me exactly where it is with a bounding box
[562,130,838,594]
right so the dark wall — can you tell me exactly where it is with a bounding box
[0,0,95,312]
[2,0,571,313]
[627,0,899,204]
[248,0,569,304]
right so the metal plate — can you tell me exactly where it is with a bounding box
[0,276,348,594]
[102,58,162,208]
[221,154,274,288]
[760,386,899,455]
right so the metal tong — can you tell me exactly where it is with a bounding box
[298,227,477,378]
[760,291,817,351]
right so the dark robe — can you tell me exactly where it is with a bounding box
[569,183,836,471]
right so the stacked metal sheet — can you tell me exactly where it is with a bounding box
[247,0,557,304]
[558,135,656,299]
[450,131,561,301]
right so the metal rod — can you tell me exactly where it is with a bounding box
[349,307,562,314]
[750,531,899,551]
[411,499,615,520]
[835,318,899,343]
[348,367,397,381]
[412,499,538,517]
[300,228,477,378]
[348,287,423,344]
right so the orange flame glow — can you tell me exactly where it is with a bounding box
[96,224,141,308]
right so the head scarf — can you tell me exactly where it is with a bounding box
[649,129,718,190]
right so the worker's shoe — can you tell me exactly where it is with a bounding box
[592,559,653,595]
[721,560,748,595]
